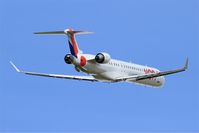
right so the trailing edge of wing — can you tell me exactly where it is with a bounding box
[10,61,98,82]
[116,58,189,81]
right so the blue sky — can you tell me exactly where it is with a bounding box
[0,0,198,132]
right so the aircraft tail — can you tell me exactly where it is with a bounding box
[34,29,93,57]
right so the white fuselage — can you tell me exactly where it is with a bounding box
[76,54,165,87]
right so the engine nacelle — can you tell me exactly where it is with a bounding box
[95,52,111,64]
[64,54,72,64]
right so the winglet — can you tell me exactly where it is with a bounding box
[184,58,188,70]
[10,61,20,72]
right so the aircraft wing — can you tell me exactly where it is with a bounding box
[10,62,98,82]
[115,58,188,82]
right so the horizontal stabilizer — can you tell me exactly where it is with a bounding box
[72,31,94,35]
[34,31,65,34]
[34,29,93,35]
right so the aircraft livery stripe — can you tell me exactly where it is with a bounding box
[70,34,78,56]
[68,40,76,57]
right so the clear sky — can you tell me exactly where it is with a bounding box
[0,0,198,132]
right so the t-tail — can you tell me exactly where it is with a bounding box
[34,28,93,58]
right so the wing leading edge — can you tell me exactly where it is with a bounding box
[10,61,98,82]
[116,58,188,82]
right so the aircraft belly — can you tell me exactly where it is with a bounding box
[83,63,101,73]
[83,62,114,74]
[83,62,124,81]
[127,78,163,88]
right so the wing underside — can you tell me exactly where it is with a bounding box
[10,62,98,82]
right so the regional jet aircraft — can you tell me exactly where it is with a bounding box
[10,28,188,87]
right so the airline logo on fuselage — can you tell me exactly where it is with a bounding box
[144,69,156,81]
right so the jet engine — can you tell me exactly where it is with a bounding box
[95,52,111,64]
[64,54,72,64]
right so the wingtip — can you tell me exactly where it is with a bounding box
[184,58,189,70]
[10,61,20,72]
[33,32,41,34]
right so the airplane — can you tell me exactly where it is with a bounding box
[10,28,188,88]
